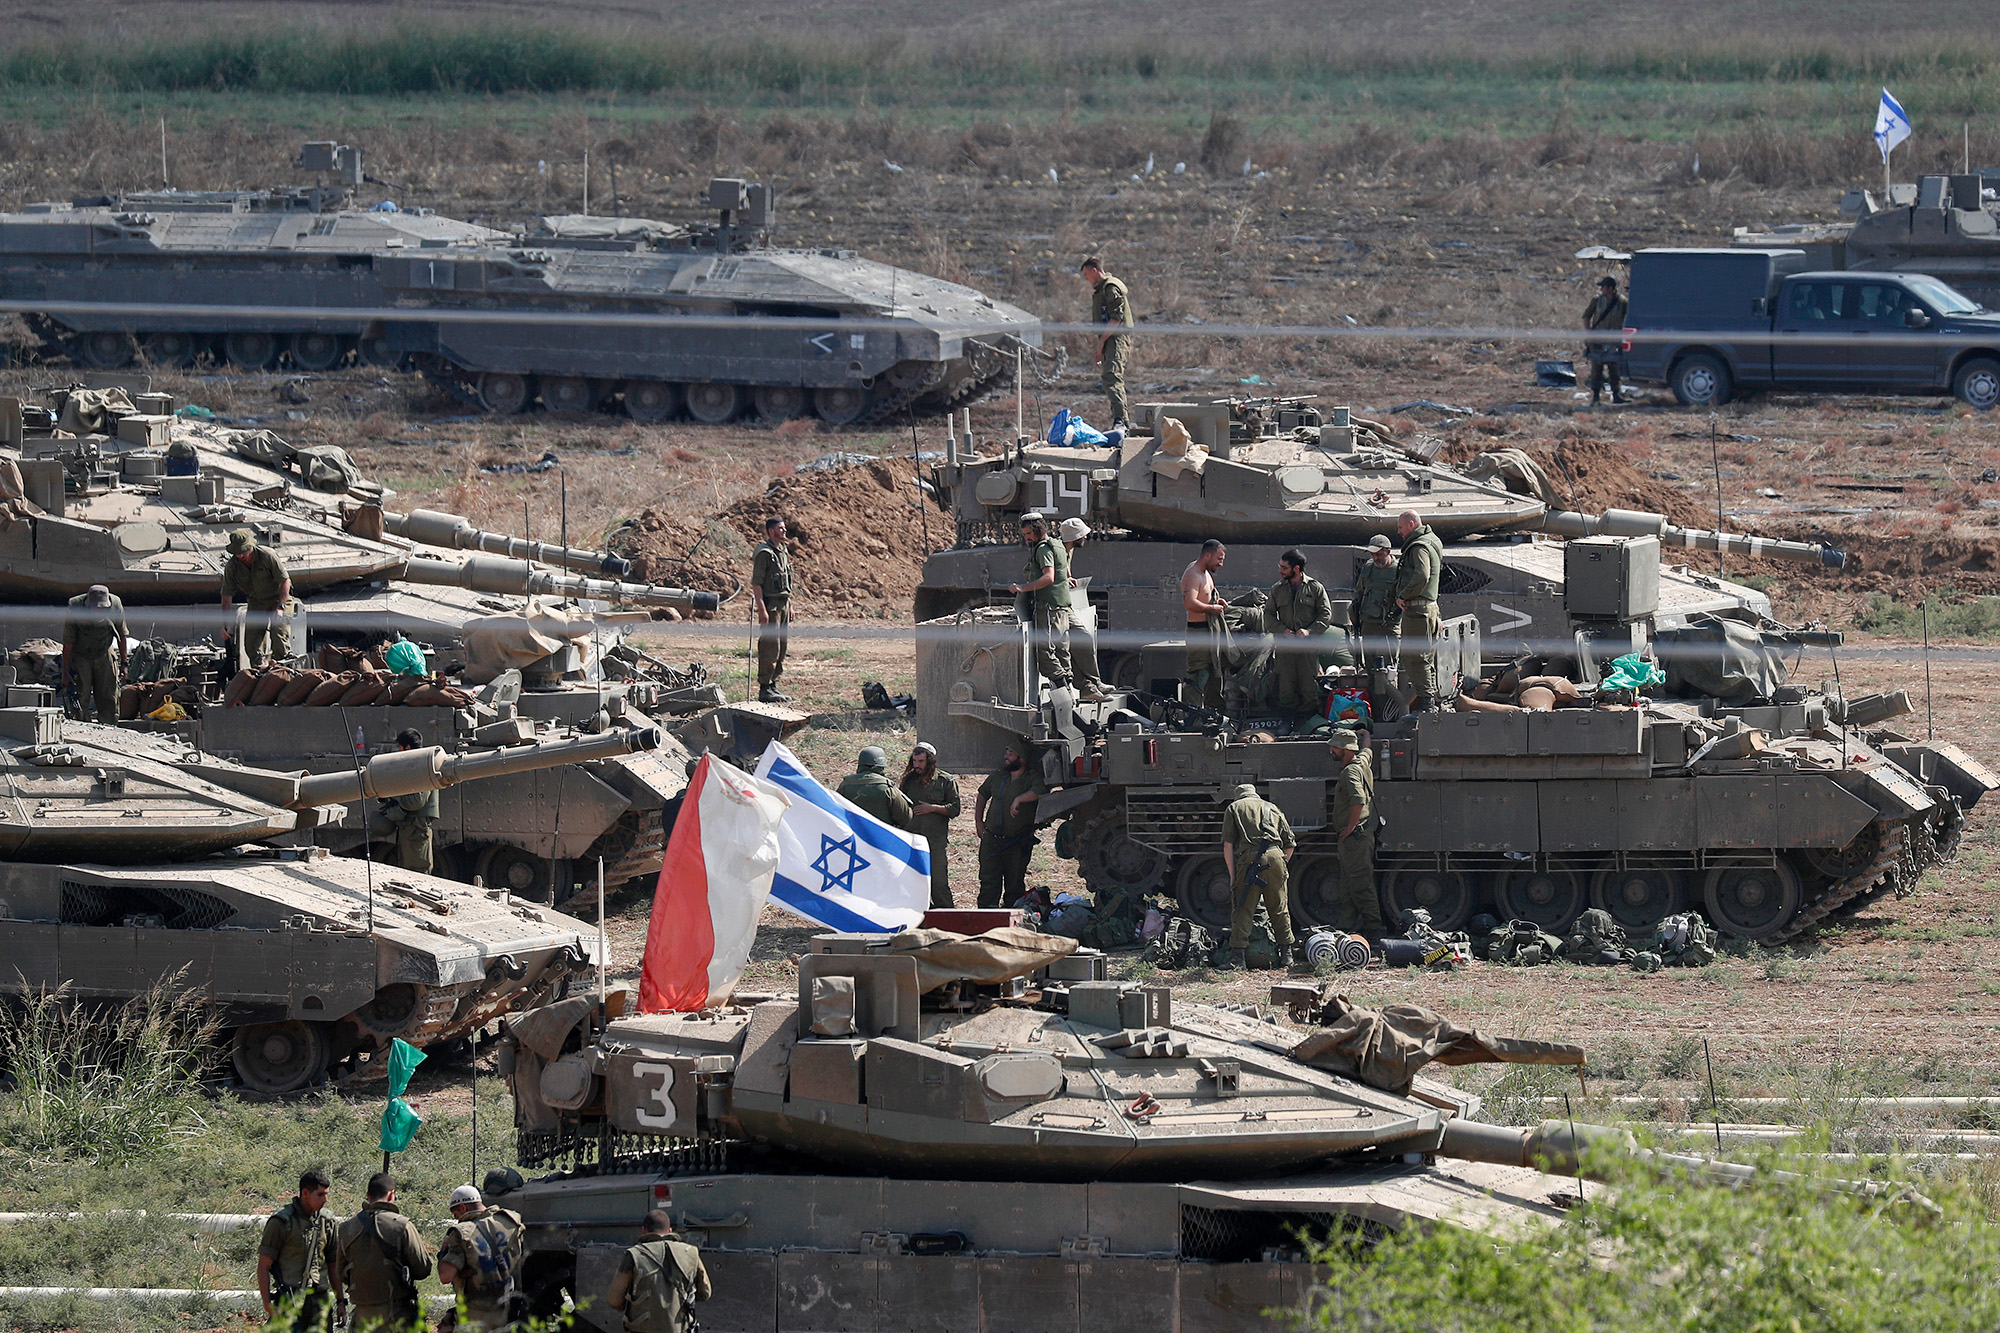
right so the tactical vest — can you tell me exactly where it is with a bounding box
[451,1210,521,1305]
[623,1239,703,1333]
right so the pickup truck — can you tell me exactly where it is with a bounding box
[1621,247,2000,409]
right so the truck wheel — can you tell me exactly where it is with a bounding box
[1953,357,2000,410]
[1670,354,1732,407]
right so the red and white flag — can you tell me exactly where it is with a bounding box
[638,753,790,1013]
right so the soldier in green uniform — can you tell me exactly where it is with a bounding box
[1007,513,1073,690]
[367,728,441,873]
[837,746,913,829]
[437,1184,524,1332]
[1583,275,1630,406]
[1218,783,1298,970]
[336,1172,433,1333]
[1056,517,1110,702]
[1393,510,1446,713]
[900,742,962,908]
[1351,534,1401,700]
[1080,256,1134,429]
[220,529,293,664]
[1328,729,1384,942]
[749,516,793,703]
[257,1168,344,1329]
[975,744,1044,909]
[608,1210,711,1333]
[61,583,128,723]
[1266,548,1335,720]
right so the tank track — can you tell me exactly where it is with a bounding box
[413,354,489,411]
[1770,827,1912,945]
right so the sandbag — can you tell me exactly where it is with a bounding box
[336,677,387,706]
[247,668,292,706]
[318,644,368,673]
[304,671,357,706]
[117,683,145,721]
[402,682,474,708]
[223,668,259,707]
[386,676,426,704]
[274,670,327,706]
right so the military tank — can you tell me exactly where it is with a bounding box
[0,695,665,1093]
[0,143,1047,426]
[916,397,1845,691]
[1732,172,2000,307]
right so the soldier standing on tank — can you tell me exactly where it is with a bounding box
[437,1184,524,1332]
[337,1172,433,1333]
[61,583,128,723]
[221,529,294,664]
[257,1168,344,1329]
[1266,549,1335,722]
[1393,511,1445,714]
[750,516,793,704]
[608,1210,711,1333]
[900,741,962,908]
[1351,535,1400,704]
[1007,513,1074,692]
[838,746,913,829]
[975,744,1044,909]
[367,728,441,873]
[1328,729,1384,943]
[1079,257,1134,430]
[1056,517,1110,702]
[1218,783,1298,971]
[1583,275,1630,406]
[1181,539,1230,709]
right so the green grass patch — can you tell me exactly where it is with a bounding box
[1854,593,2000,639]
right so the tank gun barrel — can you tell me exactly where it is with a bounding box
[383,508,633,578]
[1539,507,1846,569]
[397,555,722,614]
[292,725,662,809]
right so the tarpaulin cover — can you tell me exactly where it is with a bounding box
[880,926,1078,993]
[1289,992,1585,1094]
[1654,613,1788,702]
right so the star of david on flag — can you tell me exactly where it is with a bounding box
[1874,88,1911,163]
[754,741,931,932]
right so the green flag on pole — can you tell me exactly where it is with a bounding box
[379,1038,427,1154]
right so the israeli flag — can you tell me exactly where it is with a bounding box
[1874,88,1912,162]
[753,742,931,933]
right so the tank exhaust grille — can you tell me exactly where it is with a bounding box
[1439,562,1492,597]
[517,1127,736,1177]
[1180,1204,1369,1262]
[60,880,236,930]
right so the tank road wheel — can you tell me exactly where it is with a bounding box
[1381,858,1474,933]
[1174,855,1235,936]
[1953,357,2000,411]
[814,385,869,426]
[1287,855,1343,930]
[1801,824,1884,880]
[1494,862,1586,934]
[223,331,279,370]
[77,330,137,369]
[1670,353,1732,407]
[231,1020,331,1095]
[140,330,200,368]
[1702,859,1803,942]
[753,385,806,423]
[541,376,599,414]
[1105,653,1146,692]
[1073,809,1170,896]
[288,331,348,372]
[1588,866,1687,933]
[684,382,742,423]
[480,843,556,903]
[623,380,680,423]
[478,372,534,415]
[358,335,401,368]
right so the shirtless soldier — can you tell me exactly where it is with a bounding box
[1181,539,1229,709]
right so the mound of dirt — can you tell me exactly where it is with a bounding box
[1441,435,1712,528]
[622,458,939,617]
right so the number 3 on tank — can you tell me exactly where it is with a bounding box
[633,1061,677,1129]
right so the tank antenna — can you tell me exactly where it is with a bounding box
[159,117,168,188]
[339,706,375,933]
[1709,419,1726,578]
[469,1024,478,1182]
[1016,345,1025,442]
[596,856,608,1004]
[1922,600,1934,739]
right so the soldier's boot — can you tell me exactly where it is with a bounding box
[1289,942,1314,973]
[1217,948,1247,971]
[760,687,791,703]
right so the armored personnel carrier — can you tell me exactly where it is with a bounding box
[0,143,1046,426]
[490,933,1612,1331]
[0,695,665,1093]
[1732,172,2000,307]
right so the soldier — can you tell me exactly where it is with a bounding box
[437,1183,524,1332]
[1328,729,1384,942]
[220,528,294,664]
[1218,783,1298,971]
[749,516,793,704]
[257,1168,344,1329]
[975,743,1044,909]
[607,1210,711,1333]
[1079,256,1134,429]
[368,728,441,873]
[1181,539,1229,709]
[60,583,128,723]
[1351,534,1401,700]
[1393,510,1445,713]
[1266,548,1335,720]
[1583,275,1630,406]
[1056,517,1110,702]
[837,745,913,829]
[900,741,962,908]
[1007,513,1074,691]
[336,1172,433,1333]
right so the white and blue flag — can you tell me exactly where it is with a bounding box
[1874,88,1912,162]
[753,742,931,932]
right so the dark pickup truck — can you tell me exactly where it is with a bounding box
[1622,247,2000,408]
